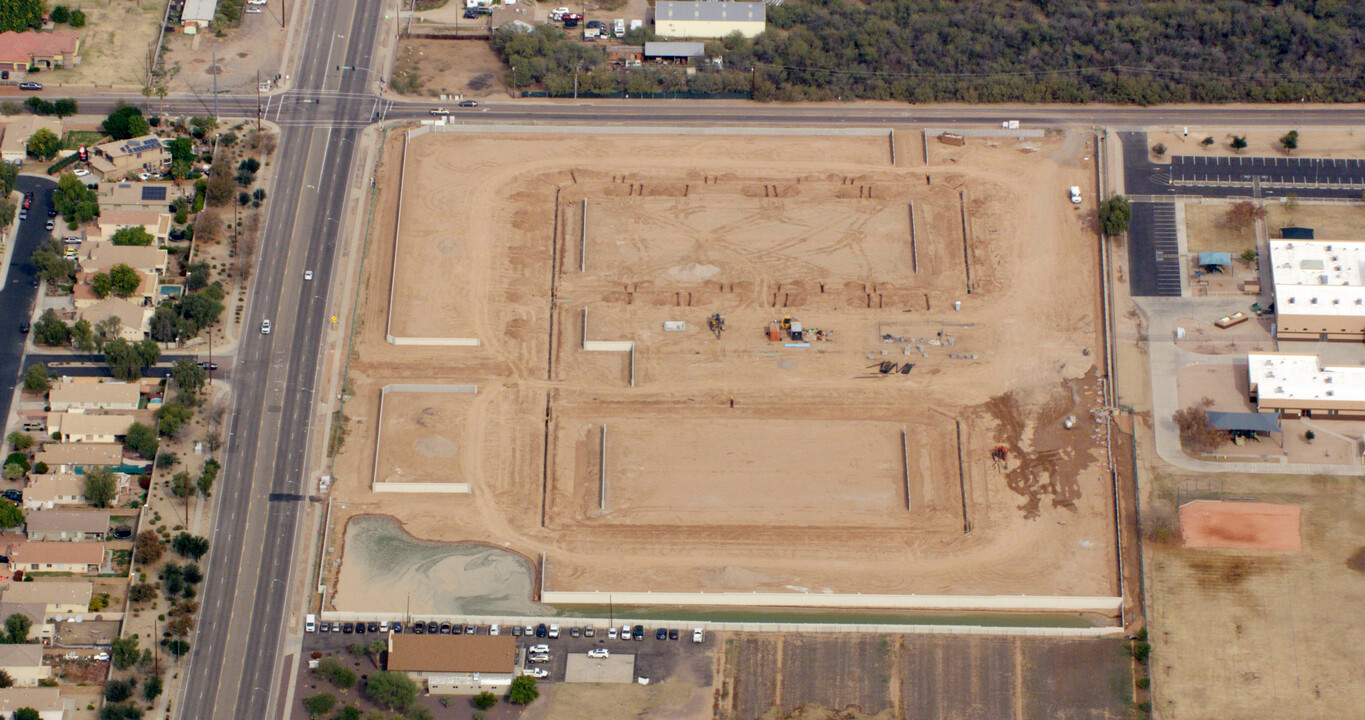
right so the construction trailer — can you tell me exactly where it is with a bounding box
[767,322,781,341]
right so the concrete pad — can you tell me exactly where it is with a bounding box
[565,653,635,683]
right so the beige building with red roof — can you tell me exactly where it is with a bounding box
[0,30,80,72]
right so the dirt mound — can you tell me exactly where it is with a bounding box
[413,434,459,458]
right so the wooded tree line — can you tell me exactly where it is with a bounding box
[494,0,1365,102]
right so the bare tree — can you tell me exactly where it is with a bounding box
[1173,407,1226,453]
[1224,201,1266,231]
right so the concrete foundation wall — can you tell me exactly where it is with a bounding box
[541,590,1122,614]
[372,482,473,494]
[583,340,635,352]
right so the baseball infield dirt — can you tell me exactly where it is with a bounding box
[1180,500,1302,552]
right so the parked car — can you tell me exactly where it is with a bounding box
[17,82,41,91]
[656,628,667,641]
[245,7,263,13]
[72,168,89,177]
[392,622,403,634]
[521,667,549,678]
[588,648,610,659]
[528,644,550,654]
[44,219,54,230]
[692,628,704,643]
[548,624,560,638]
[607,627,618,639]
[354,623,366,635]
[426,622,438,634]
[452,624,463,635]
[490,624,500,636]
[17,211,26,221]
[331,622,341,632]
[569,627,580,638]
[584,627,595,637]
[342,622,354,634]
[669,629,679,640]
[463,9,478,18]
[439,622,451,634]
[511,625,522,637]
[411,622,425,634]
[527,655,551,664]
[634,625,645,641]
[536,623,547,638]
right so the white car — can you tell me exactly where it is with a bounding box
[248,0,267,4]
[607,627,618,639]
[429,108,450,116]
[245,7,263,12]
[138,172,151,181]
[587,648,609,659]
[304,270,313,281]
[527,654,551,664]
[528,644,549,654]
[261,319,271,334]
[521,667,549,678]
[72,168,89,177]
[379,621,389,632]
[692,628,704,643]
[94,652,110,662]
[489,624,500,636]
[548,624,560,638]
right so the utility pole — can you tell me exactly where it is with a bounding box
[211,51,218,120]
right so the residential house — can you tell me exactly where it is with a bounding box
[1,581,94,618]
[47,379,141,412]
[181,0,220,32]
[0,646,50,687]
[386,634,517,694]
[0,687,65,719]
[0,117,64,165]
[0,602,52,643]
[97,181,190,212]
[88,210,174,245]
[75,241,168,276]
[33,444,124,474]
[7,542,107,575]
[46,410,134,444]
[24,511,109,542]
[22,475,87,511]
[87,135,168,181]
[73,271,158,309]
[74,297,152,341]
[0,30,81,72]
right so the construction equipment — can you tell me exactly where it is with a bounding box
[708,313,725,339]
[991,446,1008,471]
[767,322,782,341]
[789,321,804,341]
[781,315,793,331]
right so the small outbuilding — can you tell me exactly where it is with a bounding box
[386,634,517,695]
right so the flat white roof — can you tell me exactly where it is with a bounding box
[1248,353,1365,404]
[1269,240,1365,318]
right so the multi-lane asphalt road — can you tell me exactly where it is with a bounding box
[6,15,1365,720]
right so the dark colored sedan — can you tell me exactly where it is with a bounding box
[656,628,667,640]
[17,82,41,91]
[342,622,354,634]
[392,622,403,634]
[536,624,548,638]
[439,623,451,634]
[634,625,645,641]
[452,624,463,635]
[669,629,679,640]
[355,623,366,635]
[367,622,379,633]
[411,622,425,634]
[426,622,439,634]
[198,361,218,370]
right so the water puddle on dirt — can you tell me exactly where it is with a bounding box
[340,515,545,616]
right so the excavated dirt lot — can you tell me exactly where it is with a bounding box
[326,127,1117,610]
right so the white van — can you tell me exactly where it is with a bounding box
[1069,186,1082,204]
[305,614,317,632]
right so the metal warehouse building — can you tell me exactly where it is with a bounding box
[655,1,766,39]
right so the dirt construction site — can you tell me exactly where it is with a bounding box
[323,125,1121,615]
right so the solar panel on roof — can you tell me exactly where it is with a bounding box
[142,186,167,201]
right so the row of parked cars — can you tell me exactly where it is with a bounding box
[310,618,705,643]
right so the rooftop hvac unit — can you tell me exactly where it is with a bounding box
[1327,390,1334,396]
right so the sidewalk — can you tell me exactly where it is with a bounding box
[1135,295,1365,476]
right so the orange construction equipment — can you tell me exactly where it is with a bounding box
[768,322,782,341]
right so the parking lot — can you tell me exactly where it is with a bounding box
[301,620,712,685]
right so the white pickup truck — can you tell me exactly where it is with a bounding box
[1069,186,1082,204]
